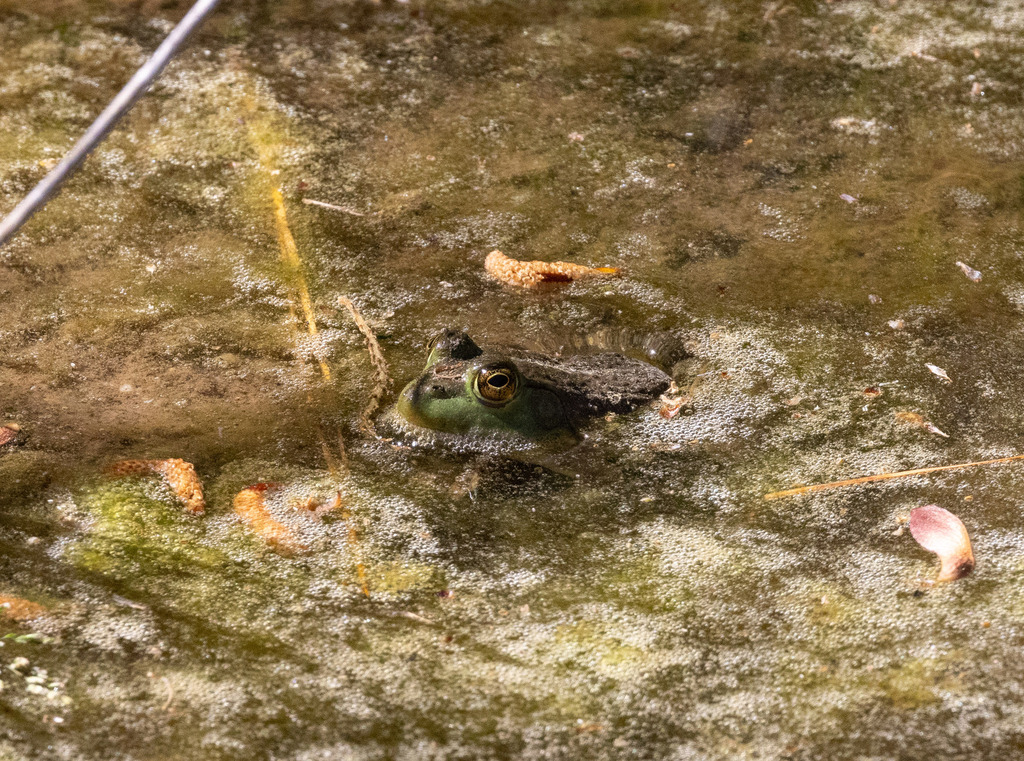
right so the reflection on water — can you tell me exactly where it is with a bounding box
[3,1,1024,758]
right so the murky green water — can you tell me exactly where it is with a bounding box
[3,0,1024,758]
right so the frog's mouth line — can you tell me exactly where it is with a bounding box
[376,405,543,454]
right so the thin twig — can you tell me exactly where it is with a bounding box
[161,676,174,711]
[338,296,391,434]
[302,198,367,216]
[764,453,1024,500]
[395,611,435,626]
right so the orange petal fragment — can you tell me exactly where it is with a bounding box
[909,504,975,582]
[0,595,46,622]
[106,459,206,514]
[0,425,20,447]
[658,385,690,420]
[485,249,619,289]
[659,399,685,419]
[233,485,306,556]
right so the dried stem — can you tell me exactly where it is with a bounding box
[302,198,367,216]
[764,453,1024,500]
[338,296,391,434]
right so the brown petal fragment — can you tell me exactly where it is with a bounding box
[0,595,46,622]
[909,504,975,582]
[233,485,306,556]
[485,250,619,289]
[106,459,206,514]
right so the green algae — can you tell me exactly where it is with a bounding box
[878,657,947,710]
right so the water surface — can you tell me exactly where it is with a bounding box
[3,1,1024,758]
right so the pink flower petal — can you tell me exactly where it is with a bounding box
[909,505,975,582]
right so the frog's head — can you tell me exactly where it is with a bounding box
[397,330,570,438]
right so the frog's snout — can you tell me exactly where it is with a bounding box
[398,373,456,425]
[401,375,453,405]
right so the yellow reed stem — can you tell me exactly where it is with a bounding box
[764,453,1024,500]
[268,185,331,381]
[245,102,331,382]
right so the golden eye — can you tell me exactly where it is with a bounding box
[476,366,518,404]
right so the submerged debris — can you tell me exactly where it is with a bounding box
[895,411,949,438]
[956,261,982,282]
[484,249,619,288]
[909,505,975,583]
[233,484,307,556]
[105,459,206,514]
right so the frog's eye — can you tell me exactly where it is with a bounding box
[475,365,519,404]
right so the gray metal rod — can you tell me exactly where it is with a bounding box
[0,0,221,249]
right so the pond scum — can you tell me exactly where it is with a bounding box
[5,1,1024,759]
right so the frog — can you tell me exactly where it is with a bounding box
[395,329,674,443]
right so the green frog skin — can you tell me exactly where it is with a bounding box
[397,329,673,439]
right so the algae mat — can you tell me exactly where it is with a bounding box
[3,1,1024,758]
